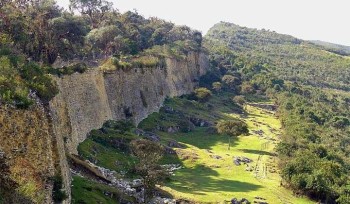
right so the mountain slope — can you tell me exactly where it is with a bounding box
[205,22,350,91]
[310,40,350,56]
[204,22,350,204]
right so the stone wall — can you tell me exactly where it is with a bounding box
[50,52,208,154]
[49,51,209,203]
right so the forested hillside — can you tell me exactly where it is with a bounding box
[206,22,350,91]
[204,22,350,203]
[310,40,350,56]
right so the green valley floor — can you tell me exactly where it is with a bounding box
[158,104,312,204]
[74,94,315,204]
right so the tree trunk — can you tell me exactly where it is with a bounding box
[228,137,231,150]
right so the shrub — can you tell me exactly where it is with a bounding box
[51,174,68,202]
[212,82,222,92]
[194,87,212,102]
[50,63,87,76]
[232,95,245,106]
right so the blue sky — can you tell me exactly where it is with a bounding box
[56,0,350,46]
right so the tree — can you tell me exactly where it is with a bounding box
[194,87,212,103]
[240,81,255,94]
[85,25,122,57]
[49,14,88,60]
[130,139,167,202]
[222,74,240,91]
[69,0,113,28]
[216,120,249,149]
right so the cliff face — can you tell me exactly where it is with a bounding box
[50,52,208,154]
[48,52,208,203]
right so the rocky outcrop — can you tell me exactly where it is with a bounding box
[49,51,208,203]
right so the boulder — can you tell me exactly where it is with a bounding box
[143,132,161,142]
[231,198,240,204]
[168,140,185,148]
[167,126,180,133]
[163,106,175,114]
[134,128,145,136]
[164,146,176,155]
[188,117,211,127]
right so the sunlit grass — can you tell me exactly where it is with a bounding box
[160,104,312,204]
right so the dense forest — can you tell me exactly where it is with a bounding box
[0,0,202,108]
[204,22,350,203]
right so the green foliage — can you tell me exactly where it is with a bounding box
[49,63,87,76]
[275,87,350,202]
[205,22,350,202]
[216,120,249,137]
[206,22,350,91]
[0,40,58,107]
[51,174,68,202]
[194,87,212,103]
[130,139,167,201]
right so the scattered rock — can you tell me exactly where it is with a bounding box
[163,106,176,114]
[164,146,176,155]
[231,198,240,204]
[134,129,162,142]
[133,128,145,136]
[168,140,185,148]
[233,156,253,166]
[167,126,180,133]
[234,159,241,166]
[188,117,211,127]
[143,132,161,142]
[253,130,264,136]
[254,196,266,200]
[150,197,176,204]
[131,179,143,188]
[210,155,222,160]
[230,198,251,204]
[161,164,182,175]
[205,149,214,153]
[176,199,194,204]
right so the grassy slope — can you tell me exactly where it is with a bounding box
[152,97,313,203]
[76,93,314,203]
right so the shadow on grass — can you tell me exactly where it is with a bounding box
[168,127,239,151]
[167,164,262,195]
[239,149,276,156]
